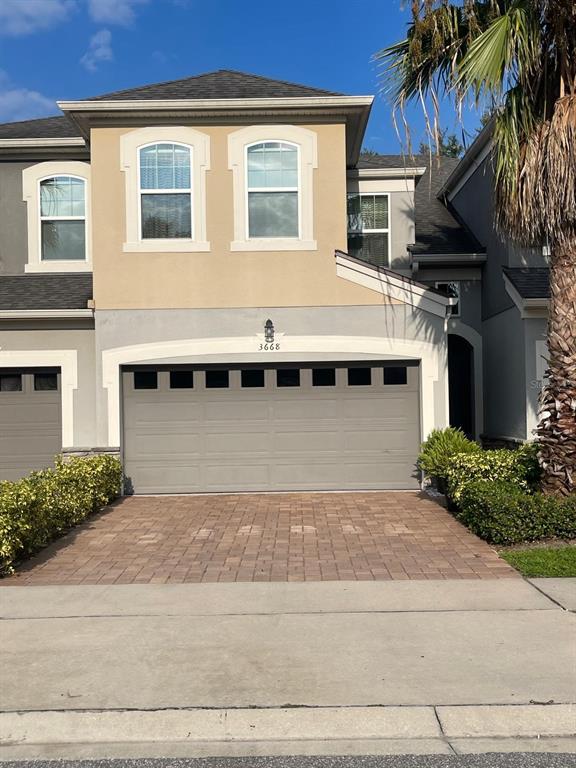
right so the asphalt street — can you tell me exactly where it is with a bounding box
[2,756,576,768]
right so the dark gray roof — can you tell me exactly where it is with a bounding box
[0,115,80,140]
[357,153,425,170]
[412,157,483,255]
[0,274,93,310]
[503,267,550,299]
[87,69,342,101]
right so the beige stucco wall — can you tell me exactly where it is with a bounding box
[90,124,397,309]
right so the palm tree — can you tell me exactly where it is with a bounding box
[375,0,576,495]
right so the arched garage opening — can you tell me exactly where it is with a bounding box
[448,334,475,439]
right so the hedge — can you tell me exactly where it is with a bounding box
[446,443,541,504]
[417,427,481,489]
[457,479,576,546]
[0,454,122,574]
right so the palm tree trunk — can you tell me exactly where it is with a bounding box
[537,239,576,495]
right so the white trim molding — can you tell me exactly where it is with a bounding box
[228,125,317,251]
[335,252,453,318]
[120,126,210,253]
[101,334,448,449]
[0,137,85,149]
[58,96,374,112]
[0,309,93,319]
[22,161,92,273]
[0,349,78,446]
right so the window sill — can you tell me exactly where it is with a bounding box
[25,262,92,273]
[123,240,210,253]
[231,239,317,252]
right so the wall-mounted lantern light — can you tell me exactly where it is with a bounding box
[264,319,275,343]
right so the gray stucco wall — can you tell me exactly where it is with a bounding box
[450,158,547,320]
[94,304,448,446]
[0,161,31,275]
[0,325,97,446]
[524,317,548,439]
[482,306,527,440]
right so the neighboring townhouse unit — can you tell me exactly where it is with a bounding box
[0,69,540,492]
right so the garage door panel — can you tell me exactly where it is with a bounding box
[205,432,270,453]
[0,374,61,482]
[122,366,420,492]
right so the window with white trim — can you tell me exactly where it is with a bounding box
[246,142,299,238]
[22,161,91,273]
[40,176,86,261]
[346,193,390,267]
[139,143,192,239]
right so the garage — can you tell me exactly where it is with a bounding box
[122,363,420,494]
[0,369,62,481]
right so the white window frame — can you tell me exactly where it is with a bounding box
[435,280,461,318]
[228,125,317,252]
[120,126,210,253]
[346,192,391,267]
[38,174,87,264]
[22,161,92,273]
[137,141,194,242]
[245,140,301,241]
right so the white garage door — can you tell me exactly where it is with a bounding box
[122,364,421,493]
[0,370,61,481]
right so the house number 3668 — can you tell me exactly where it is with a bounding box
[259,343,280,351]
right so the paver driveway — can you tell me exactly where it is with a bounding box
[5,492,517,584]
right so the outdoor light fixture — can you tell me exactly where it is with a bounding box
[264,319,275,343]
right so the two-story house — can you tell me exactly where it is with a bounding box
[0,69,539,493]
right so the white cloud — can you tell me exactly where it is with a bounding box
[87,0,148,25]
[80,28,113,72]
[0,0,76,37]
[0,72,55,122]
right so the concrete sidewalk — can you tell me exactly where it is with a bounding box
[0,580,575,759]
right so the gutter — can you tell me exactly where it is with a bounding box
[0,137,85,148]
[57,96,375,112]
[348,167,427,179]
[0,309,94,319]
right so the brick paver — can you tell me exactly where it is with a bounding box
[4,492,517,585]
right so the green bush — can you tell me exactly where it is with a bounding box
[0,454,122,574]
[457,480,576,545]
[418,428,480,486]
[446,443,541,504]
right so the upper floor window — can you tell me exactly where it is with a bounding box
[40,176,86,262]
[22,161,91,273]
[246,142,299,238]
[139,143,192,239]
[347,193,390,267]
[228,125,317,252]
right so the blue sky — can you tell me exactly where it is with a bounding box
[0,0,480,153]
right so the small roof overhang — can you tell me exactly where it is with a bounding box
[57,95,374,166]
[503,273,549,318]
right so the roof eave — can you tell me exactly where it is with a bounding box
[503,274,549,318]
[348,166,427,179]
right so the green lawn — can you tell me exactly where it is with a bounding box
[500,546,576,577]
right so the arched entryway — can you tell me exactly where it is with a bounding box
[448,334,475,439]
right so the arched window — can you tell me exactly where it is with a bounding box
[40,176,86,261]
[246,142,299,238]
[139,143,192,239]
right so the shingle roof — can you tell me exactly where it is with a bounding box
[357,153,425,170]
[0,115,80,140]
[86,69,343,101]
[503,267,550,299]
[0,274,93,310]
[412,157,483,255]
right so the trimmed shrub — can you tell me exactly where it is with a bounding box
[446,443,541,504]
[457,479,576,545]
[0,455,122,574]
[418,428,480,488]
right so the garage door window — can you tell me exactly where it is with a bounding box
[241,369,265,388]
[348,368,371,386]
[312,368,336,387]
[384,367,408,386]
[34,373,58,391]
[0,373,22,392]
[134,372,158,390]
[277,369,300,387]
[170,370,194,389]
[206,370,229,388]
